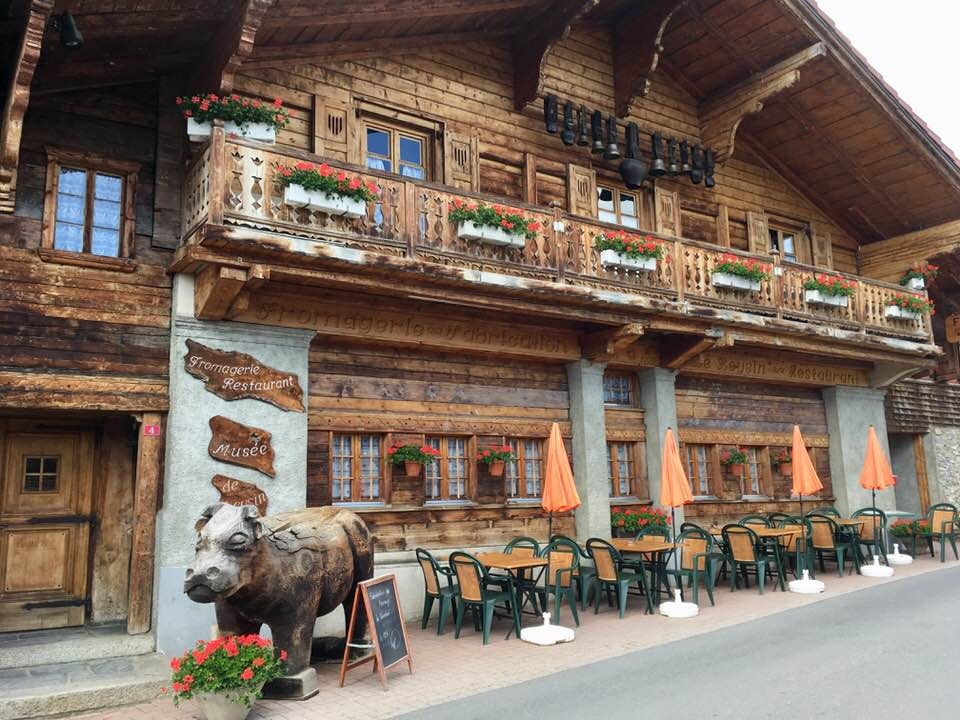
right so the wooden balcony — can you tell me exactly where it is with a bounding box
[180,132,935,352]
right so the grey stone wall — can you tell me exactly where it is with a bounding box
[929,426,960,506]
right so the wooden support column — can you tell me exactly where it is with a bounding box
[0,0,54,212]
[521,152,538,204]
[188,0,275,94]
[127,412,164,635]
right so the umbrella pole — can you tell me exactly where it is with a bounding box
[872,488,879,561]
[798,493,804,576]
[547,511,553,545]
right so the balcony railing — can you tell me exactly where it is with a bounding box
[182,132,933,345]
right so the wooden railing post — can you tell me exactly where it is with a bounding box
[208,123,226,226]
[773,252,783,319]
[403,180,418,258]
[551,202,565,283]
[857,280,867,333]
[674,238,685,302]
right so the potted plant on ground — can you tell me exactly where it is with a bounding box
[476,444,517,477]
[802,274,856,308]
[711,254,770,292]
[447,198,541,248]
[719,447,747,476]
[165,634,286,720]
[898,261,938,291]
[610,506,670,537]
[177,93,289,144]
[594,230,666,272]
[387,443,441,477]
[771,448,792,476]
[889,519,917,540]
[884,294,934,320]
[275,161,378,218]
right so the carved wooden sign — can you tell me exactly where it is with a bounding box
[184,339,305,412]
[211,474,269,517]
[682,350,869,387]
[946,315,960,344]
[208,415,276,477]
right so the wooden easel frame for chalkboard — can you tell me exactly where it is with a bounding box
[339,575,413,689]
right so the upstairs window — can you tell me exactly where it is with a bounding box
[598,185,639,229]
[603,372,634,406]
[768,217,810,265]
[364,121,431,180]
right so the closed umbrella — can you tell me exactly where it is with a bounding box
[659,427,693,541]
[859,425,896,576]
[790,425,824,592]
[541,422,580,542]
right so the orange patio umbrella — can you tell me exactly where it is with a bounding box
[542,422,581,541]
[859,425,896,556]
[791,425,823,571]
[659,427,693,539]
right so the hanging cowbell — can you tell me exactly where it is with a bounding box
[704,148,716,188]
[667,137,680,175]
[690,144,703,184]
[650,132,666,176]
[544,94,558,134]
[618,122,649,189]
[590,110,604,154]
[560,101,576,146]
[576,105,589,146]
[680,140,691,174]
[603,115,621,160]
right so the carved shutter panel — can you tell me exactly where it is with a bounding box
[810,222,834,269]
[312,95,353,163]
[443,130,479,191]
[746,211,769,255]
[566,164,597,217]
[654,185,681,237]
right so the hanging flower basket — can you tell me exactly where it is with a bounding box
[477,445,516,478]
[778,462,793,476]
[906,277,925,291]
[404,461,422,477]
[488,460,505,477]
[388,443,440,478]
[726,463,744,476]
[898,262,938,290]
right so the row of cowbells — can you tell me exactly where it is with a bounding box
[543,94,716,190]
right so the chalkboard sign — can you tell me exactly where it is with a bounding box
[339,575,413,688]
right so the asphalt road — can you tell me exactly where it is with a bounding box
[397,567,959,719]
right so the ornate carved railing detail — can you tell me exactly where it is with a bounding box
[179,136,933,345]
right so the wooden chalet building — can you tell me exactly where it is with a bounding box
[0,0,958,655]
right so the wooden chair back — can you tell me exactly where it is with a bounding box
[586,539,619,582]
[930,505,957,535]
[547,547,577,588]
[778,519,807,552]
[450,552,484,602]
[680,536,708,571]
[808,515,836,549]
[722,525,758,563]
[416,548,441,595]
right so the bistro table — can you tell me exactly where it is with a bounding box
[608,538,676,603]
[475,552,548,638]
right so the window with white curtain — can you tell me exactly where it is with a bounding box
[331,433,383,502]
[505,439,544,499]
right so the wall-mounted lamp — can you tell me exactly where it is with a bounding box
[49,11,84,49]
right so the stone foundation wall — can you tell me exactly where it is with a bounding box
[930,426,960,506]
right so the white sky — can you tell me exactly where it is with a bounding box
[814,0,959,155]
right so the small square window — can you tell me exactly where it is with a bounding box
[597,185,640,228]
[603,373,634,405]
[22,456,59,493]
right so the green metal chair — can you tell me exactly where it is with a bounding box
[535,538,580,627]
[415,548,458,635]
[449,551,520,645]
[503,536,542,612]
[585,538,654,617]
[915,503,959,563]
[806,506,840,518]
[738,514,770,529]
[504,536,540,556]
[778,517,815,579]
[627,524,672,599]
[808,513,859,576]
[665,526,724,606]
[766,511,793,526]
[550,533,596,610]
[721,524,784,593]
[852,507,888,564]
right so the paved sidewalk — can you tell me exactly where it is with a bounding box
[72,554,957,720]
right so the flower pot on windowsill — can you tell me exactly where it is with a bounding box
[884,305,921,320]
[725,463,744,476]
[487,460,505,477]
[282,184,367,219]
[599,249,656,272]
[404,461,422,477]
[906,277,925,291]
[456,220,526,248]
[804,289,849,308]
[187,117,276,144]
[778,462,793,477]
[711,272,760,292]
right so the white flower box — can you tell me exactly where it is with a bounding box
[282,184,367,218]
[804,289,850,308]
[906,276,925,291]
[457,220,526,248]
[599,249,656,272]
[712,272,760,292]
[187,118,276,144]
[884,305,921,320]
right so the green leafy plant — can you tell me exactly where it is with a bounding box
[771,448,792,467]
[275,161,379,202]
[447,198,542,239]
[719,447,748,466]
[899,262,938,286]
[889,519,916,538]
[176,93,289,130]
[387,443,441,465]
[165,634,286,707]
[886,294,935,316]
[610,506,670,534]
[802,274,856,297]
[714,253,770,282]
[594,230,666,260]
[476,445,517,465]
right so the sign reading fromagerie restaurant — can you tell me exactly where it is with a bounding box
[185,340,305,412]
[208,415,277,477]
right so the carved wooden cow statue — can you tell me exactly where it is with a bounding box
[184,503,374,694]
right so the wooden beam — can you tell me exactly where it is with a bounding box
[127,412,164,635]
[195,265,249,320]
[700,43,826,163]
[613,0,688,116]
[513,0,598,111]
[580,323,645,361]
[0,0,53,212]
[660,329,730,369]
[190,0,275,94]
[261,0,540,28]
[870,362,923,388]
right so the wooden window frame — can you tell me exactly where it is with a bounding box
[424,435,474,503]
[597,183,641,229]
[607,440,643,499]
[684,443,719,500]
[42,148,139,262]
[767,214,811,265]
[505,437,545,501]
[603,371,636,407]
[329,432,388,504]
[357,101,441,181]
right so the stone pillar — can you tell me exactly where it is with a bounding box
[566,360,610,539]
[637,368,680,523]
[155,274,314,655]
[821,386,895,516]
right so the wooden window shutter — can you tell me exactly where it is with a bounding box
[443,130,479,191]
[312,94,353,163]
[654,185,681,237]
[810,222,834,269]
[746,210,769,255]
[566,164,597,217]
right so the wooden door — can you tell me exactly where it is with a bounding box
[0,432,94,631]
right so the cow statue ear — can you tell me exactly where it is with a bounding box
[239,504,263,539]
[194,502,224,533]
[252,520,264,541]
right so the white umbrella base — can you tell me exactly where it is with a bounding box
[659,589,699,618]
[861,563,894,577]
[520,613,575,646]
[886,553,913,565]
[789,578,826,593]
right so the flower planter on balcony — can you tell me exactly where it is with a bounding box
[599,249,656,272]
[804,289,849,308]
[282,184,367,219]
[906,277,925,291]
[885,305,921,320]
[457,221,526,248]
[711,272,760,292]
[187,118,276,144]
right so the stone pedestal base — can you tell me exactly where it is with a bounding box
[262,668,320,701]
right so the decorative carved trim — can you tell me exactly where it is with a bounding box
[681,349,870,387]
[190,0,276,94]
[36,248,138,273]
[678,428,829,448]
[311,416,571,438]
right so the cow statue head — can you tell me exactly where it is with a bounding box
[184,503,263,603]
